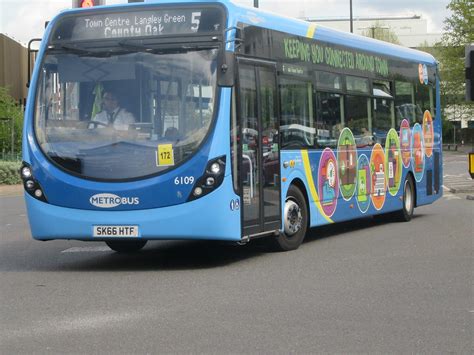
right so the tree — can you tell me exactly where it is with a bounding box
[0,87,23,160]
[361,21,401,45]
[437,0,474,143]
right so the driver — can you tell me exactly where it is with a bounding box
[91,91,135,131]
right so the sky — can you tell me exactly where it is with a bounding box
[0,0,451,46]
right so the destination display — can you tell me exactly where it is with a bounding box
[51,6,225,42]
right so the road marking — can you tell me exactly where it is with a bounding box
[443,193,461,200]
[2,311,145,340]
[443,174,465,178]
[61,246,111,253]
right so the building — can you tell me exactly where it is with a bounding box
[304,16,442,48]
[0,33,34,103]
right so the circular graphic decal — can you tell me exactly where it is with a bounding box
[385,129,403,196]
[370,144,386,210]
[356,154,371,213]
[337,128,357,201]
[318,148,339,218]
[412,123,425,182]
[418,63,428,85]
[423,110,434,157]
[399,119,411,168]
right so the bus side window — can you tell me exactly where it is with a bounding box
[279,78,315,148]
[415,83,432,122]
[314,71,344,148]
[395,81,416,126]
[345,76,372,147]
[315,92,343,148]
[372,80,395,147]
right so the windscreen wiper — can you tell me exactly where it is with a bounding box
[117,40,151,52]
[117,39,218,54]
[47,43,91,54]
[48,43,111,57]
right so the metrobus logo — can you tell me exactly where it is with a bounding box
[89,193,139,208]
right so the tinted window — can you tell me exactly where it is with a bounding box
[316,71,343,91]
[345,95,372,147]
[280,78,315,148]
[346,76,369,94]
[316,92,343,148]
[373,81,394,146]
[415,83,432,122]
[395,81,418,125]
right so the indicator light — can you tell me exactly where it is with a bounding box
[25,180,35,190]
[206,177,215,186]
[193,187,203,196]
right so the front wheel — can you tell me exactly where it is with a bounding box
[394,175,415,222]
[268,185,308,251]
[105,240,147,253]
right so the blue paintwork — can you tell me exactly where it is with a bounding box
[26,173,241,241]
[23,0,441,241]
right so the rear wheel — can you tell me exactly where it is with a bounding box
[268,185,308,251]
[394,175,415,222]
[105,240,147,253]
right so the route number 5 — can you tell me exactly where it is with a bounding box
[191,12,201,32]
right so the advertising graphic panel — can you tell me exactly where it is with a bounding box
[385,129,402,196]
[318,148,339,217]
[370,143,386,210]
[356,154,371,213]
[412,123,425,182]
[400,119,411,168]
[337,128,357,201]
[423,110,434,157]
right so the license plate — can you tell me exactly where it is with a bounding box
[93,225,139,238]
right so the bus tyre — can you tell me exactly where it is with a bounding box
[396,175,415,222]
[105,240,147,253]
[269,185,308,251]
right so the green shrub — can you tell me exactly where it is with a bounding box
[0,86,23,157]
[0,161,21,185]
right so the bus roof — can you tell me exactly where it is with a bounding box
[221,0,437,66]
[55,0,437,66]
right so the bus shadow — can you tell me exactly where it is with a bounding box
[55,240,271,272]
[1,214,426,272]
[303,213,425,244]
[62,213,426,271]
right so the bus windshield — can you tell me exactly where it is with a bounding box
[34,45,218,180]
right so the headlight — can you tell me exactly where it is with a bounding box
[20,162,48,203]
[21,166,32,179]
[188,156,226,202]
[210,163,221,174]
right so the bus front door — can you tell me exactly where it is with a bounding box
[237,62,281,237]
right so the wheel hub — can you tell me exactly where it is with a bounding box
[284,200,302,236]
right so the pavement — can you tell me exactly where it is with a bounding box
[0,184,23,197]
[442,149,474,196]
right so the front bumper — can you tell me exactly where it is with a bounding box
[25,178,241,242]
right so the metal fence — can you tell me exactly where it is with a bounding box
[0,151,22,162]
